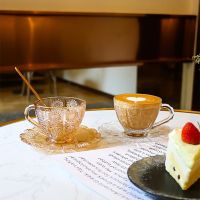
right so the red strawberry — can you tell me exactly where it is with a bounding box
[182,122,200,144]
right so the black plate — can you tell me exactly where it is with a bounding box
[127,155,200,200]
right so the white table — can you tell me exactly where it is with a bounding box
[0,109,200,200]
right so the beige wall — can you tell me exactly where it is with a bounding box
[59,66,138,95]
[0,0,199,15]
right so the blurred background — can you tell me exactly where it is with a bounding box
[0,0,199,123]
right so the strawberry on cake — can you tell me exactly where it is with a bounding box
[165,122,200,190]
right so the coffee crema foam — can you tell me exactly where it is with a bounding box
[126,97,146,102]
[114,93,161,105]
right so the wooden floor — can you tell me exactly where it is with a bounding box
[0,74,113,122]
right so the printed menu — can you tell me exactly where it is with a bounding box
[58,142,167,200]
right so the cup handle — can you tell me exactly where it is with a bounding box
[24,104,39,127]
[152,103,174,129]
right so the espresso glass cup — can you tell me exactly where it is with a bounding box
[24,97,86,144]
[114,93,174,137]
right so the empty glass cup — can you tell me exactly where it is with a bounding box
[24,97,86,144]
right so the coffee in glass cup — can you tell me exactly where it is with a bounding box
[114,93,174,136]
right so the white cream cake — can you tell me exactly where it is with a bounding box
[165,128,200,190]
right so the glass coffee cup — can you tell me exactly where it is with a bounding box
[114,93,174,136]
[24,97,86,144]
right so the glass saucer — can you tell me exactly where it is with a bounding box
[98,121,171,145]
[20,125,101,154]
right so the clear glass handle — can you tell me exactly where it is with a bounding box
[24,104,39,127]
[152,104,174,128]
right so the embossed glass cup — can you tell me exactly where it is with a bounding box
[114,93,174,137]
[24,97,86,144]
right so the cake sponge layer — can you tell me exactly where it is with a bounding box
[165,129,200,190]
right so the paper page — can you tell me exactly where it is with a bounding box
[58,142,167,200]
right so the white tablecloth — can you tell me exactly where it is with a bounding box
[0,109,199,200]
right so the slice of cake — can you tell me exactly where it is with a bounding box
[165,122,200,190]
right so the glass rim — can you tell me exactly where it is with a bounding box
[34,96,86,108]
